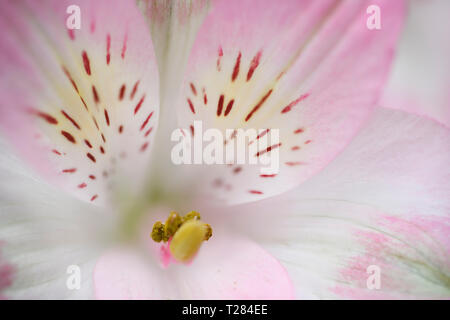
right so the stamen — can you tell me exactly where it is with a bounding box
[150,211,212,263]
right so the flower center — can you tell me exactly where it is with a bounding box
[151,211,212,263]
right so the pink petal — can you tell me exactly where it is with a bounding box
[94,233,294,299]
[94,247,165,300]
[180,232,295,299]
[167,0,406,204]
[0,0,159,205]
[288,107,450,218]
[230,108,450,299]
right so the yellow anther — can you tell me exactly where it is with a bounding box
[183,211,201,222]
[204,224,212,241]
[169,220,211,262]
[151,221,165,242]
[150,210,212,263]
[164,211,183,240]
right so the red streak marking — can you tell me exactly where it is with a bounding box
[233,167,242,174]
[90,21,96,33]
[305,140,312,144]
[217,94,224,116]
[224,99,234,117]
[92,85,100,104]
[118,125,124,134]
[249,128,270,145]
[291,146,301,151]
[90,194,98,202]
[224,129,237,145]
[92,117,100,130]
[121,33,128,59]
[187,99,196,114]
[140,111,154,131]
[260,174,277,178]
[249,190,263,195]
[106,34,111,65]
[119,84,126,101]
[144,127,153,137]
[68,29,75,40]
[34,110,58,125]
[245,89,273,122]
[82,51,91,76]
[190,83,197,96]
[61,110,80,130]
[101,134,106,143]
[285,161,305,166]
[190,125,195,136]
[231,52,242,82]
[203,93,208,105]
[89,175,96,180]
[104,109,110,126]
[140,142,149,152]
[52,149,62,155]
[78,183,87,189]
[84,139,92,148]
[134,95,145,115]
[100,146,105,154]
[281,93,309,114]
[217,46,223,71]
[61,130,76,143]
[80,96,89,111]
[86,153,96,163]
[130,81,139,100]
[247,51,262,81]
[62,67,79,93]
[62,168,77,173]
[213,178,223,187]
[294,128,304,134]
[256,143,282,157]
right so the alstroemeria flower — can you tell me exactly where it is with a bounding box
[0,0,448,299]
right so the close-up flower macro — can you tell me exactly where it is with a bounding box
[0,0,449,303]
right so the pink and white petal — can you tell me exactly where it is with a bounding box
[94,246,167,300]
[157,0,406,204]
[0,242,14,299]
[0,0,159,206]
[94,230,294,299]
[243,200,450,299]
[175,231,294,299]
[229,107,450,298]
[0,142,106,299]
[137,0,210,107]
[381,0,450,126]
[286,107,450,217]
